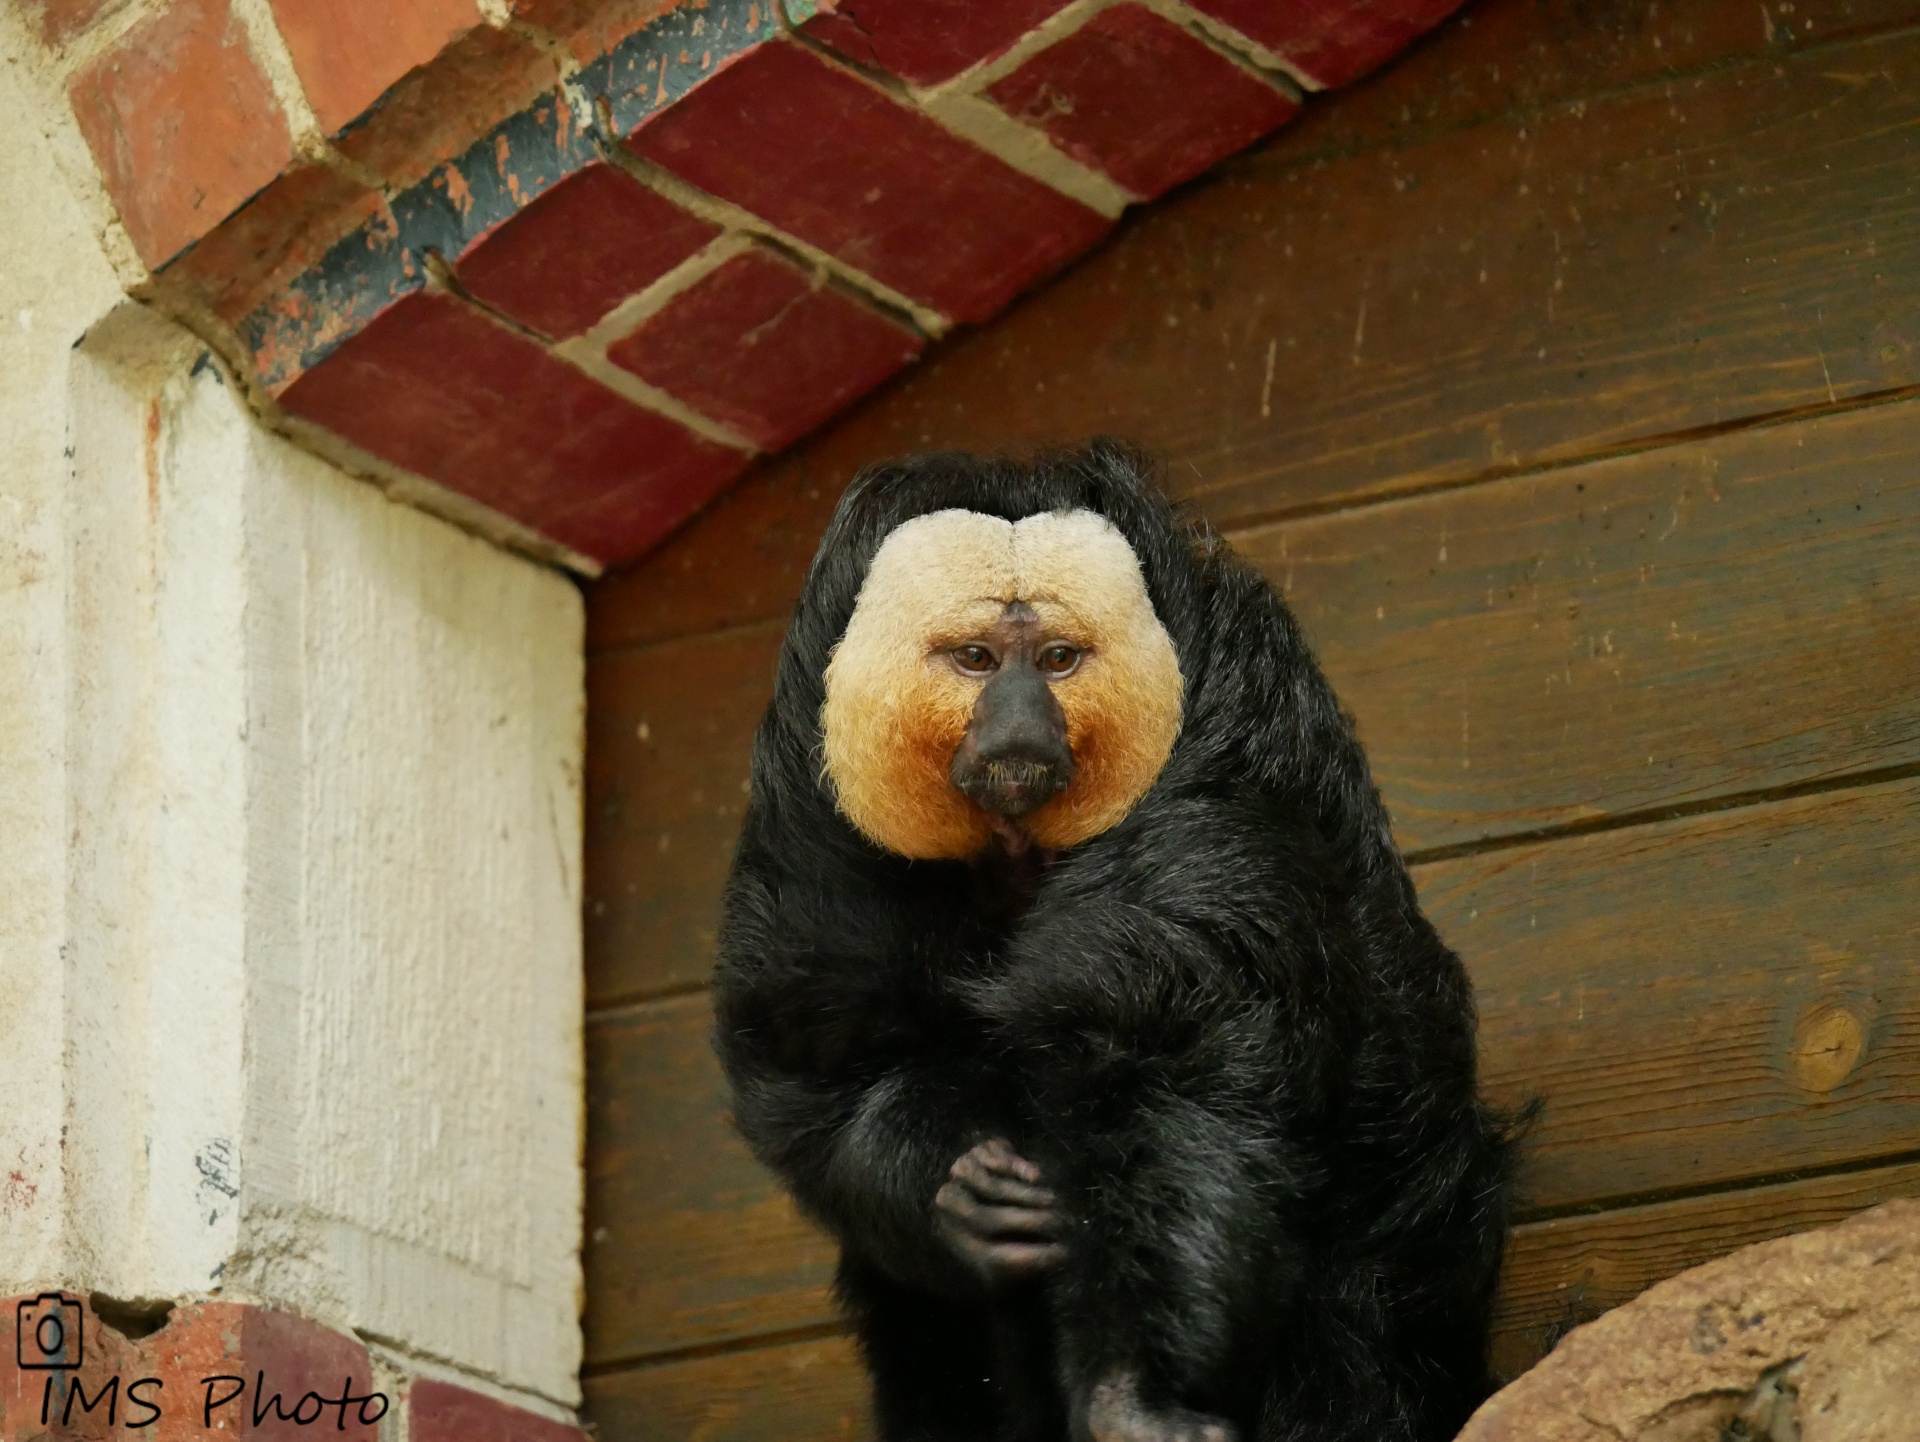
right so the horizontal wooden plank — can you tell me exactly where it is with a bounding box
[585,779,1920,1360]
[585,621,783,1005]
[588,452,844,654]
[1244,396,1920,853]
[1275,0,1920,169]
[583,1335,871,1442]
[1430,777,1920,1212]
[1490,1160,1920,1381]
[1138,27,1920,528]
[584,400,1920,1000]
[582,1166,1920,1431]
[584,992,840,1365]
[587,20,1920,650]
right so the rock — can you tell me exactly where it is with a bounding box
[1457,1198,1920,1442]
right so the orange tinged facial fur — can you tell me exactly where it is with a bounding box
[821,509,1183,859]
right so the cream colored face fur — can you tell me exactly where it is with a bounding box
[821,508,1183,858]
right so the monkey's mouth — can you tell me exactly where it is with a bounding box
[951,757,1073,819]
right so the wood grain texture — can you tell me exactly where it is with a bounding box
[1154,29,1920,527]
[578,1166,1920,1431]
[588,17,1920,650]
[584,399,1920,1000]
[583,1334,871,1442]
[1490,1160,1920,1380]
[585,992,840,1366]
[577,2,1920,1403]
[1272,0,1920,165]
[1241,396,1920,852]
[587,454,841,655]
[585,621,783,1005]
[583,778,1920,1362]
[1430,776,1920,1212]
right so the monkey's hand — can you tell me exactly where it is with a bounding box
[932,1138,1066,1288]
[1084,1370,1238,1442]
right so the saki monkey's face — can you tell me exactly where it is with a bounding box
[821,509,1183,859]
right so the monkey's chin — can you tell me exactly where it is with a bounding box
[982,813,1037,856]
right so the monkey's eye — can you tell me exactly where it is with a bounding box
[1038,644,1081,677]
[951,645,997,674]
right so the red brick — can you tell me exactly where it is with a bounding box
[798,0,1071,86]
[27,0,130,46]
[68,0,294,267]
[506,0,681,64]
[458,163,720,339]
[1188,0,1467,88]
[278,292,750,563]
[267,0,481,135]
[409,1378,586,1442]
[3,1291,142,1439]
[624,39,1107,323]
[334,24,560,189]
[161,161,384,325]
[987,5,1299,200]
[2,1293,382,1441]
[145,1303,383,1440]
[608,245,922,450]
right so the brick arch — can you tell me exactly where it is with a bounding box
[58,0,1461,568]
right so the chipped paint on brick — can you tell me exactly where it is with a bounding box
[231,0,844,391]
[240,205,421,392]
[578,0,799,136]
[238,83,598,390]
[234,0,801,391]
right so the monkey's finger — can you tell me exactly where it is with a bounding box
[970,1139,1043,1184]
[967,1173,1058,1208]
[952,1159,1059,1198]
[954,1146,1050,1193]
[978,1240,1067,1277]
[936,1184,1061,1237]
[950,1155,1056,1207]
[934,1220,1065,1280]
[967,1203,1063,1240]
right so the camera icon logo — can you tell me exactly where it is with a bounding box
[16,1294,83,1370]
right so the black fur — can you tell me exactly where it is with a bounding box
[713,442,1514,1441]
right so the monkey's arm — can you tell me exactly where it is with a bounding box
[715,843,1054,1297]
[717,1012,1048,1297]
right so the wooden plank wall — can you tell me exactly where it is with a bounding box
[580,1,1920,1434]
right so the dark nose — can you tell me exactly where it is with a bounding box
[948,657,1075,818]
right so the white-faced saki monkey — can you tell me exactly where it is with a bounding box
[713,442,1515,1442]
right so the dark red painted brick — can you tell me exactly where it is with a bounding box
[608,245,922,450]
[279,292,749,563]
[624,39,1108,323]
[183,1304,384,1439]
[988,5,1298,200]
[798,0,1071,86]
[268,0,481,135]
[458,163,720,339]
[409,1378,586,1442]
[1188,0,1467,88]
[68,0,294,266]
